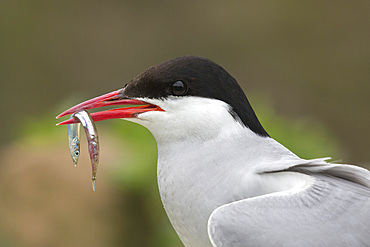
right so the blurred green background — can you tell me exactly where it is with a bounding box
[0,1,369,246]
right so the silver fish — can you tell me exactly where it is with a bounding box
[72,110,99,191]
[67,117,81,167]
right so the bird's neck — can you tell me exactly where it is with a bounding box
[155,123,298,247]
[155,121,297,171]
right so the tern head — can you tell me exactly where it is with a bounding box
[57,56,268,143]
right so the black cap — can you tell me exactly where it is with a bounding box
[123,56,269,137]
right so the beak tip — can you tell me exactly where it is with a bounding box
[56,112,67,119]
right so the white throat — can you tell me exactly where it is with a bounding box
[126,96,301,246]
[131,96,249,144]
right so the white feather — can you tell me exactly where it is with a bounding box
[125,96,370,247]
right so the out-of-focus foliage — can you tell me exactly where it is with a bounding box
[251,93,343,160]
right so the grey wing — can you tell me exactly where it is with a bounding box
[208,176,370,247]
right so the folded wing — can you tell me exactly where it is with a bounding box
[208,164,370,247]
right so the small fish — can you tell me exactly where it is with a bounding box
[67,117,81,167]
[72,110,99,191]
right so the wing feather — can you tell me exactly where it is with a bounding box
[208,176,370,247]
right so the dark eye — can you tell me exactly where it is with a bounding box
[171,81,188,96]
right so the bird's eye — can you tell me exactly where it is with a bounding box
[171,81,188,96]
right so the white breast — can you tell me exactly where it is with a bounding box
[127,96,307,246]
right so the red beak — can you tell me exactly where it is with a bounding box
[56,89,163,125]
